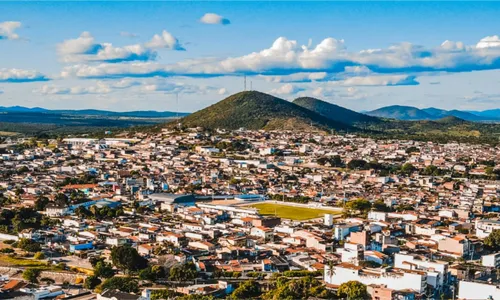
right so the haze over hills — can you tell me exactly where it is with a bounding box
[177,91,352,131]
[366,105,433,120]
[0,106,188,118]
[292,97,379,125]
[367,105,500,121]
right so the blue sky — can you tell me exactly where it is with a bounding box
[1,1,500,112]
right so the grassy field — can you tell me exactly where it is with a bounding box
[0,254,48,268]
[249,203,340,220]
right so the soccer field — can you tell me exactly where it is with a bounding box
[248,203,341,220]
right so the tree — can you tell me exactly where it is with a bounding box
[343,199,372,218]
[17,238,42,253]
[94,261,114,279]
[337,281,368,300]
[347,159,369,170]
[97,276,138,293]
[400,163,416,175]
[484,229,500,250]
[83,275,101,290]
[139,265,166,281]
[372,200,391,212]
[34,252,45,260]
[230,280,260,300]
[34,196,50,211]
[110,245,147,273]
[22,268,41,283]
[169,263,198,282]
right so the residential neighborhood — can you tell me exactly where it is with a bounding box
[1,128,500,299]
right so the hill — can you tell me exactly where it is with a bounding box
[367,105,433,120]
[177,91,351,131]
[292,97,379,125]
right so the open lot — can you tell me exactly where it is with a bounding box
[248,203,341,220]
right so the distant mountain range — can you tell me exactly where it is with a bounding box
[0,106,188,118]
[366,105,500,121]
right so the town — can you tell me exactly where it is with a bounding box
[0,127,499,299]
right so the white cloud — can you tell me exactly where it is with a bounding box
[200,13,230,25]
[218,88,228,95]
[36,82,112,95]
[57,30,184,63]
[142,80,218,95]
[60,34,500,81]
[0,21,21,40]
[144,30,185,50]
[341,75,418,86]
[476,36,500,49]
[270,83,305,95]
[0,68,49,83]
[264,72,328,83]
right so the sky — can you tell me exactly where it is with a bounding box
[2,1,500,112]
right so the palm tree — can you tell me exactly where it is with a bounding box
[326,260,336,280]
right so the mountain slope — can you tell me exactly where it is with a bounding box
[178,91,351,131]
[292,97,379,125]
[367,105,433,120]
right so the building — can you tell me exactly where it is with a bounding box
[458,281,500,300]
[475,219,500,238]
[325,263,427,294]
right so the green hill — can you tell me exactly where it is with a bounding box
[177,91,351,131]
[367,105,433,120]
[292,97,379,125]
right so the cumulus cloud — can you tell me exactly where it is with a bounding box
[270,83,305,95]
[60,34,500,80]
[144,30,185,50]
[57,30,184,63]
[341,75,418,86]
[263,72,328,83]
[0,68,50,83]
[0,21,21,40]
[218,88,228,95]
[200,13,230,25]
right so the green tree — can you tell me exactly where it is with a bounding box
[337,281,368,300]
[34,196,50,211]
[97,276,138,293]
[230,280,260,300]
[22,268,41,283]
[83,275,102,290]
[17,238,42,253]
[400,163,416,175]
[139,265,166,281]
[484,229,500,250]
[94,261,114,279]
[169,262,198,282]
[110,245,147,273]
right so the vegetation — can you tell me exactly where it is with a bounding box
[177,91,351,131]
[110,245,148,273]
[293,97,379,125]
[169,262,198,282]
[264,276,334,299]
[337,280,368,299]
[484,229,500,250]
[249,203,340,220]
[230,280,260,300]
[22,268,42,283]
[96,276,139,293]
